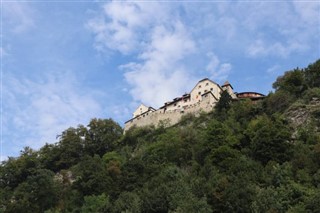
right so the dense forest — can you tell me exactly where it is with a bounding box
[1,60,319,213]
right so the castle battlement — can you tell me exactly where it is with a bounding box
[124,78,264,132]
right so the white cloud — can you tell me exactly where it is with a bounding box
[206,53,232,81]
[3,71,102,152]
[3,2,35,33]
[87,1,318,107]
[247,39,307,58]
[122,22,196,107]
[86,1,169,54]
[243,2,319,58]
[88,1,199,108]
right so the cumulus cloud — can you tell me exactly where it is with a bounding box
[87,1,231,107]
[121,22,195,107]
[3,71,102,154]
[87,1,319,107]
[87,1,200,107]
[86,1,169,54]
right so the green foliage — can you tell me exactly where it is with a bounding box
[113,191,142,213]
[208,145,241,172]
[0,147,40,190]
[140,165,211,213]
[1,59,319,212]
[273,68,307,97]
[81,193,111,213]
[246,115,292,165]
[302,87,320,103]
[215,90,233,111]
[120,125,156,148]
[228,99,262,126]
[264,90,295,114]
[205,119,237,148]
[84,118,122,156]
[5,169,59,213]
[72,155,112,196]
[304,59,320,88]
[178,113,197,126]
[305,189,320,212]
[56,127,85,170]
[103,151,125,167]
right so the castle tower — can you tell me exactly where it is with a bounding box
[132,103,156,118]
[221,81,237,99]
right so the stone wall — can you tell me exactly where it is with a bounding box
[124,94,217,132]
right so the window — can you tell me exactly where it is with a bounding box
[206,83,209,86]
[198,91,201,95]
[210,88,213,91]
[204,90,207,92]
[174,103,177,106]
[198,85,202,88]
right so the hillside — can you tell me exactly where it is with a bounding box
[0,60,319,213]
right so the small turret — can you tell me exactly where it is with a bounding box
[221,81,237,99]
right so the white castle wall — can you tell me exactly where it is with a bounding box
[124,94,217,132]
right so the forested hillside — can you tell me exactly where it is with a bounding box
[1,60,319,213]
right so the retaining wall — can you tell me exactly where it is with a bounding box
[124,96,216,132]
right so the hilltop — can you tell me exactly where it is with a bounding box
[124,77,264,132]
[0,59,319,213]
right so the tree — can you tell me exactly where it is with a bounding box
[263,91,295,114]
[273,68,307,97]
[246,115,292,165]
[5,169,59,213]
[113,191,142,213]
[55,127,87,170]
[141,166,211,213]
[302,87,320,104]
[205,119,238,149]
[84,118,122,156]
[0,147,40,189]
[72,155,112,196]
[81,193,111,213]
[305,59,320,88]
[215,90,232,112]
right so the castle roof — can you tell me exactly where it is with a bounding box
[159,94,190,109]
[198,78,210,82]
[190,78,223,93]
[236,92,265,100]
[201,91,218,101]
[222,81,233,89]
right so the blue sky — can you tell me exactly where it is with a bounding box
[1,1,319,160]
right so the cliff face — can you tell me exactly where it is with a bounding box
[286,98,320,136]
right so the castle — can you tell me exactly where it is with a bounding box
[124,78,264,132]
